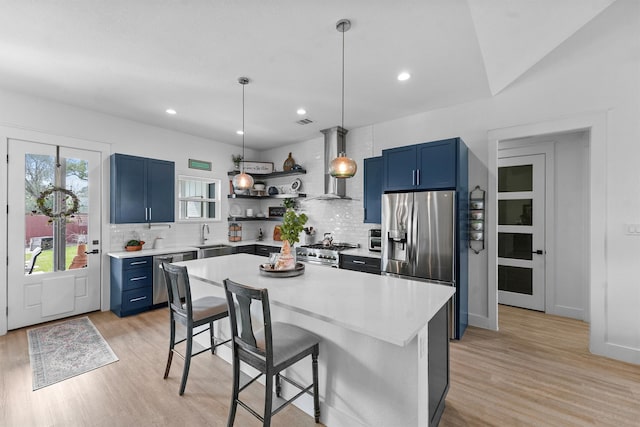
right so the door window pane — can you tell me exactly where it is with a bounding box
[498,165,532,192]
[498,199,532,225]
[498,233,532,260]
[24,154,89,274]
[498,265,533,295]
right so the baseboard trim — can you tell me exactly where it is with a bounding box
[468,313,496,331]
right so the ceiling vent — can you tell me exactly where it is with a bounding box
[296,118,313,125]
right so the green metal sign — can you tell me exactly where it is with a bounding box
[188,158,212,171]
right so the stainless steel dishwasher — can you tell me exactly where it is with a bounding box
[152,251,196,305]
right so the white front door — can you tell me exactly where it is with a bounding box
[7,139,102,329]
[497,154,546,311]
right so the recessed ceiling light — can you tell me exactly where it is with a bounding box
[236,130,244,135]
[397,72,411,81]
[165,108,177,115]
[297,108,307,115]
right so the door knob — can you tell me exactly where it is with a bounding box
[532,250,545,255]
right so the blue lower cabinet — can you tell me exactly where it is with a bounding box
[121,287,153,313]
[110,256,153,317]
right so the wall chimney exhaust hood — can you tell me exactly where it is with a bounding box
[313,126,352,200]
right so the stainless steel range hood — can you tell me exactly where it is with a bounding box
[315,126,351,200]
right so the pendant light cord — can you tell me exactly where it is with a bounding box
[341,23,345,130]
[242,82,245,173]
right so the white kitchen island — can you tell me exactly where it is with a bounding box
[176,253,455,427]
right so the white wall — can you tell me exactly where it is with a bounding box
[0,0,637,363]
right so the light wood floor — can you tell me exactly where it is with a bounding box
[1,305,639,426]
[442,305,640,426]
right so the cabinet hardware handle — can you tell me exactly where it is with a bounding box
[130,276,148,281]
[130,261,147,265]
[148,208,151,221]
[412,170,416,186]
[416,169,420,186]
[130,296,147,302]
[353,260,366,264]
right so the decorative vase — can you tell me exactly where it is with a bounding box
[283,152,295,171]
[277,240,296,270]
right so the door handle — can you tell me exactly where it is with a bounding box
[532,250,545,255]
[85,249,100,254]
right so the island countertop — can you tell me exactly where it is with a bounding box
[177,253,454,347]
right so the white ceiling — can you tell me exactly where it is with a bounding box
[0,0,616,149]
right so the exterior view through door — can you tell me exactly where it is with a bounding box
[497,154,545,311]
[7,139,101,330]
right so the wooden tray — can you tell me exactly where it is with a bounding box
[259,262,305,278]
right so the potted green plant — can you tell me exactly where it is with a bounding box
[276,207,308,270]
[231,154,243,170]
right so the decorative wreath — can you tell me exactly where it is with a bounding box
[35,186,80,221]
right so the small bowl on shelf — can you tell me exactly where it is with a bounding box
[253,183,266,191]
[470,231,483,241]
[470,211,484,220]
[470,221,483,231]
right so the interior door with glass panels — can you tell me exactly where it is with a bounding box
[498,154,545,311]
[7,139,101,329]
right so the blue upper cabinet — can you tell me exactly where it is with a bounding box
[363,156,383,224]
[383,138,462,191]
[110,153,175,224]
[416,139,456,189]
[146,158,175,223]
[382,145,416,190]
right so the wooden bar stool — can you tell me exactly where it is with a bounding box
[223,278,321,427]
[161,262,230,395]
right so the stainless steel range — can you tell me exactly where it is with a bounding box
[296,243,359,268]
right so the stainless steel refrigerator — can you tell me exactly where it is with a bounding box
[382,191,467,339]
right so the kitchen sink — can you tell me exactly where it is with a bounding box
[193,243,232,249]
[196,243,234,258]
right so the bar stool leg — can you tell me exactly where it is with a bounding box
[264,373,274,427]
[275,373,282,397]
[179,324,193,395]
[164,314,176,379]
[227,352,240,427]
[313,352,320,423]
[210,321,216,354]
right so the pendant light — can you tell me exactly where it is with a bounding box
[329,19,357,179]
[232,76,254,191]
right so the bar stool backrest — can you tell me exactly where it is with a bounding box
[224,280,273,361]
[161,262,193,321]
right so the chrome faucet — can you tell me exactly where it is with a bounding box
[200,224,210,245]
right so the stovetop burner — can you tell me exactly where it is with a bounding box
[301,243,359,251]
[297,242,360,267]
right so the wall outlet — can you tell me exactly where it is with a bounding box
[625,224,640,235]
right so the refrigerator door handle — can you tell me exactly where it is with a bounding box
[409,194,418,272]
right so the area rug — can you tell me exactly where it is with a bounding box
[27,316,118,390]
